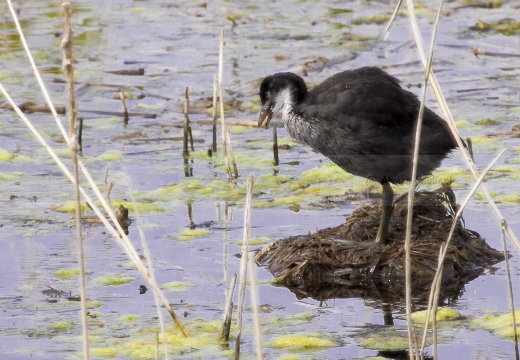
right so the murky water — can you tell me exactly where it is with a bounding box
[1,0,519,359]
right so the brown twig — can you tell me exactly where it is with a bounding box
[0,102,66,114]
[273,127,279,166]
[183,86,190,157]
[227,130,239,178]
[212,73,218,153]
[104,68,145,76]
[119,91,129,124]
[77,117,83,152]
[220,273,237,341]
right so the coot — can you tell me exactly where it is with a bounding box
[258,67,458,244]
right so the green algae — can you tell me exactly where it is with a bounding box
[238,235,271,246]
[51,320,74,332]
[161,281,193,292]
[475,118,501,126]
[471,18,520,36]
[268,333,336,351]
[52,201,88,213]
[471,310,520,340]
[361,334,409,351]
[55,268,81,280]
[352,14,391,25]
[99,150,123,162]
[178,228,211,241]
[95,274,135,286]
[328,7,353,15]
[121,314,141,322]
[0,171,24,181]
[410,308,462,324]
[299,162,354,184]
[88,301,103,308]
[254,195,304,209]
[0,148,15,162]
[497,193,520,203]
[89,348,118,358]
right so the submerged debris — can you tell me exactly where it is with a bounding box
[256,184,504,302]
[42,285,80,302]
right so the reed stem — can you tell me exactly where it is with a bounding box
[227,130,239,178]
[220,273,237,341]
[403,2,443,357]
[61,3,90,359]
[273,127,279,166]
[120,90,129,124]
[212,73,218,153]
[248,252,264,360]
[501,222,519,358]
[235,174,254,359]
[183,86,190,157]
[218,28,233,180]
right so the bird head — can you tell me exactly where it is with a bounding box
[258,72,307,129]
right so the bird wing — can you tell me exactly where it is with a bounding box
[299,67,419,135]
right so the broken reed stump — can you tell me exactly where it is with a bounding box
[183,86,190,157]
[120,91,129,123]
[77,117,83,152]
[273,127,279,166]
[255,184,504,303]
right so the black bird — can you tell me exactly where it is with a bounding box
[258,67,458,244]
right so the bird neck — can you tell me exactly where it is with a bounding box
[282,104,313,144]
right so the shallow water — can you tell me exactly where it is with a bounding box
[0,0,519,359]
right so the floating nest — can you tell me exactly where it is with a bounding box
[255,184,505,302]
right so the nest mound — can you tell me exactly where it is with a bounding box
[255,184,504,302]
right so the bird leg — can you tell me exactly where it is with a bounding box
[375,182,394,245]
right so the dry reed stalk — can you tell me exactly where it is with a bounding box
[501,222,520,358]
[155,332,159,360]
[103,166,116,205]
[220,273,237,341]
[212,74,218,152]
[4,1,189,337]
[120,90,129,123]
[125,177,169,360]
[227,130,239,178]
[384,0,403,38]
[183,86,190,157]
[235,174,254,359]
[419,149,505,357]
[466,137,474,162]
[272,127,279,166]
[420,244,445,359]
[61,3,89,359]
[248,252,264,360]
[431,248,443,360]
[400,0,520,252]
[403,2,444,357]
[218,28,233,180]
